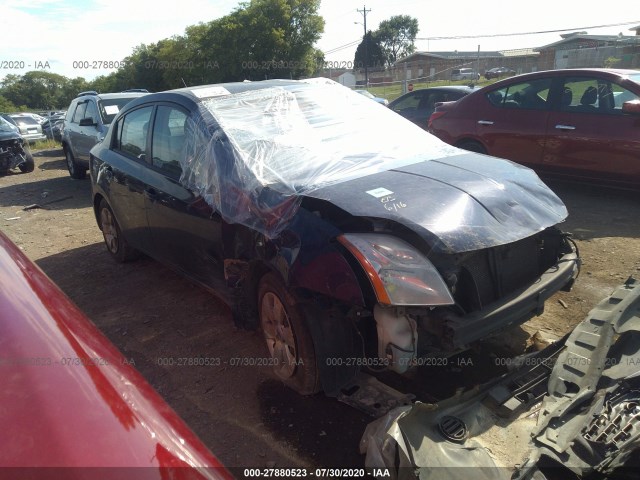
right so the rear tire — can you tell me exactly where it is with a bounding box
[65,147,86,179]
[457,140,487,154]
[258,273,320,395]
[18,150,34,173]
[98,199,138,262]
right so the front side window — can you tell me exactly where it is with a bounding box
[84,101,99,124]
[488,78,552,110]
[71,102,87,123]
[391,92,422,113]
[116,106,153,160]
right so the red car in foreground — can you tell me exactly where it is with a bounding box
[0,231,231,480]
[429,68,640,189]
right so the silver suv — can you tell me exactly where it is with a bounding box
[62,90,147,179]
[450,68,480,81]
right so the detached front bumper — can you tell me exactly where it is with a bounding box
[441,252,580,349]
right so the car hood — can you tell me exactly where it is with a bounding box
[306,152,567,253]
[0,129,22,142]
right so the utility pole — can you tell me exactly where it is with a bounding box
[357,5,371,86]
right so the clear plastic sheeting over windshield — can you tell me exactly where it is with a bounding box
[178,79,462,238]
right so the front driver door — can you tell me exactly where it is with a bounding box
[143,104,226,290]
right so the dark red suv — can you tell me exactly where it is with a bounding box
[428,68,640,189]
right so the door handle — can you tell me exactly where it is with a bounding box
[555,124,576,130]
[477,120,494,125]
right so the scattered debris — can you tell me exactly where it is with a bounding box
[23,195,73,211]
[338,373,415,417]
[558,299,569,309]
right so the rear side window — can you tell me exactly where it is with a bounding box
[150,105,187,178]
[115,106,153,160]
[560,76,640,114]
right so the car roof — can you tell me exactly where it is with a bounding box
[119,79,325,112]
[73,91,149,102]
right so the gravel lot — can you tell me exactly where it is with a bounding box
[2,148,639,470]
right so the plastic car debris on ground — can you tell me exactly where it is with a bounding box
[360,277,640,479]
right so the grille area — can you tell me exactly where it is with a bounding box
[450,232,559,313]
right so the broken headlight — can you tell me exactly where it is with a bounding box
[338,233,454,306]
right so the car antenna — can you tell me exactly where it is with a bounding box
[181,78,188,88]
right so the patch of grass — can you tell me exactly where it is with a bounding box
[29,138,62,151]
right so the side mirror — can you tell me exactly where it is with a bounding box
[622,100,640,115]
[79,118,97,127]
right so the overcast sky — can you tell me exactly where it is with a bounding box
[1,0,637,82]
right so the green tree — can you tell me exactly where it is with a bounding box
[0,94,17,112]
[376,15,418,67]
[354,31,386,70]
[84,0,325,91]
[1,71,84,110]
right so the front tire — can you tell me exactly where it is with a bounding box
[98,199,138,262]
[18,150,34,173]
[65,147,86,179]
[258,273,320,395]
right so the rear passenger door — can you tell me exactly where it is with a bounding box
[542,75,640,186]
[143,103,226,288]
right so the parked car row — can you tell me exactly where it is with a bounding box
[428,68,640,189]
[0,113,46,143]
[484,66,516,79]
[41,112,66,141]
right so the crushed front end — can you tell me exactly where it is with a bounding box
[360,277,640,480]
[0,135,30,173]
[341,225,580,375]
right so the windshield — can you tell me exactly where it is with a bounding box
[98,97,140,124]
[356,90,375,99]
[12,116,38,126]
[627,73,640,86]
[0,116,18,133]
[181,79,461,238]
[197,81,458,190]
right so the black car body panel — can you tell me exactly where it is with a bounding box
[307,153,567,253]
[90,79,580,394]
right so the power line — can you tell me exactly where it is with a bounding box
[324,39,361,55]
[416,20,640,41]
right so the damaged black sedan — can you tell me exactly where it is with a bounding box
[0,115,34,175]
[89,79,580,395]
